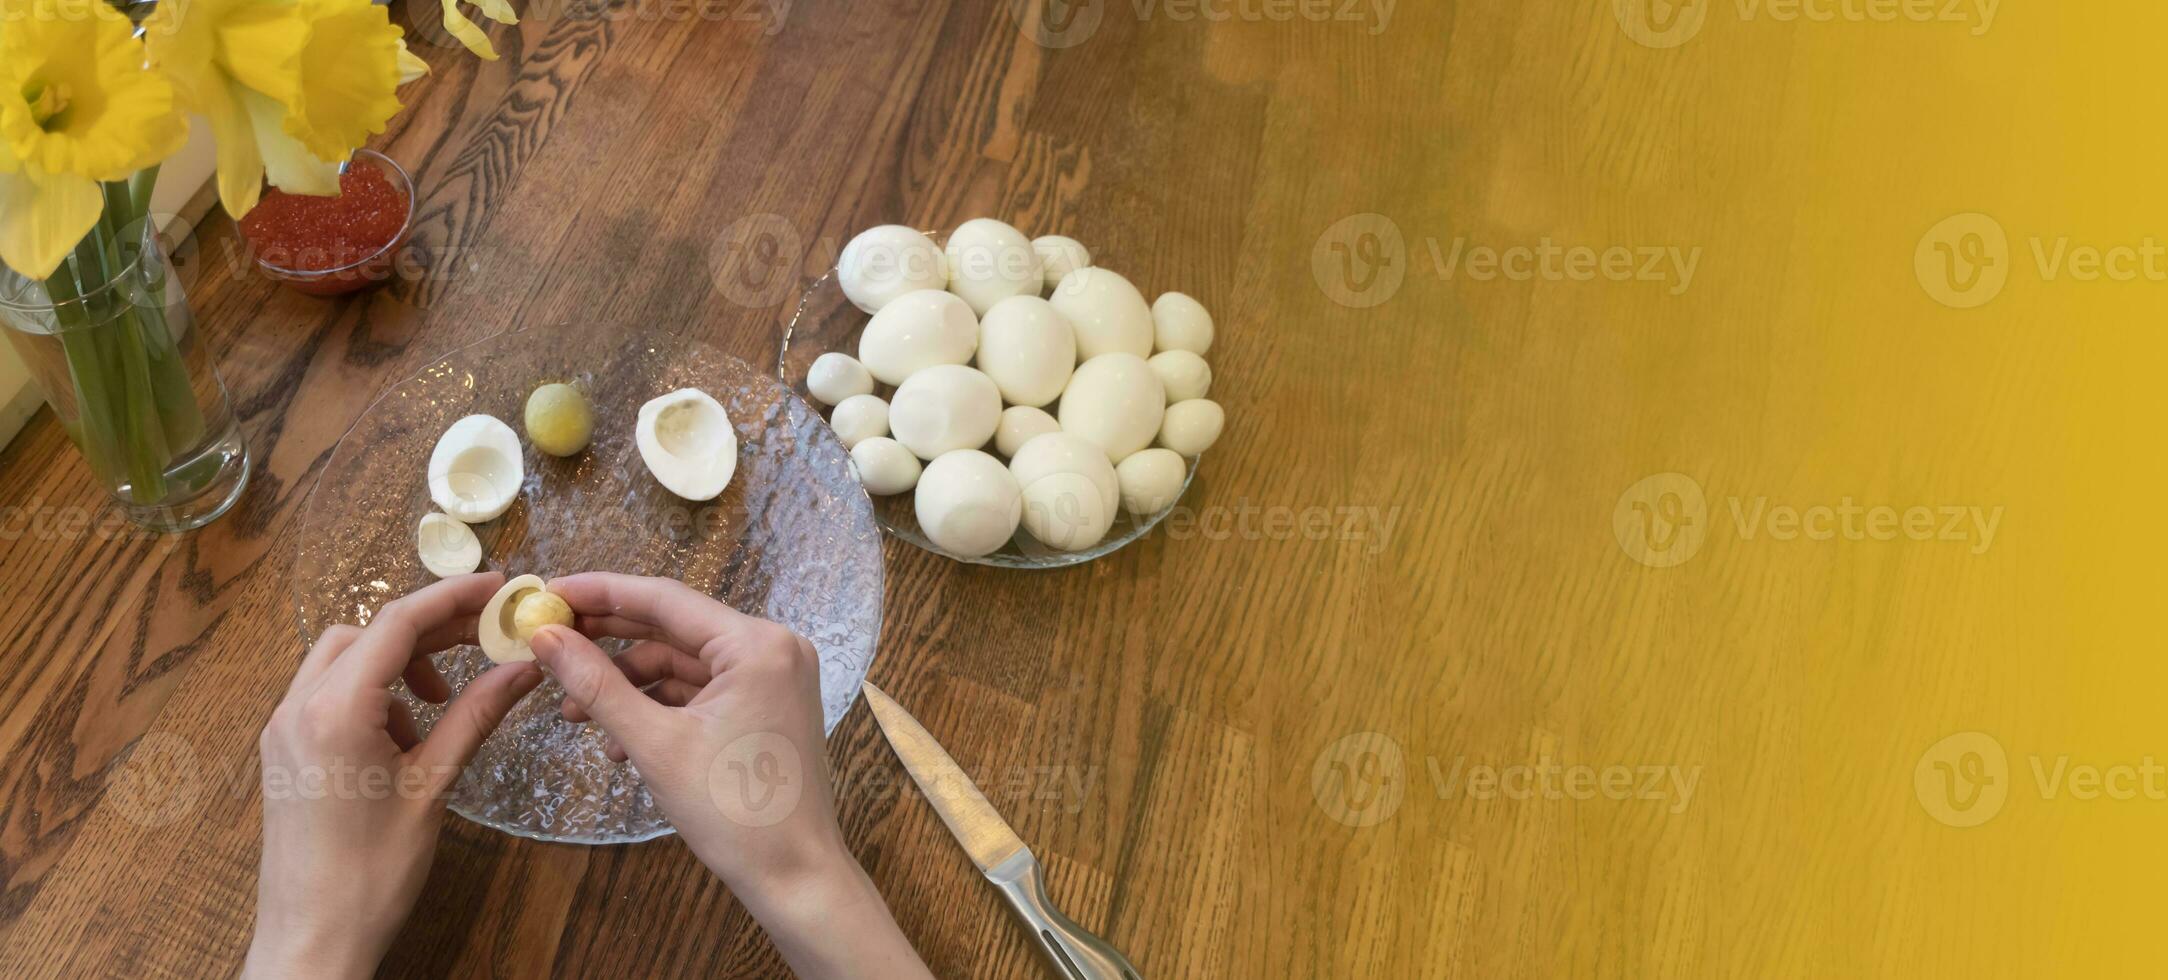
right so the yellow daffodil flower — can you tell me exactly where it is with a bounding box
[146,0,409,218]
[442,0,517,61]
[0,0,187,278]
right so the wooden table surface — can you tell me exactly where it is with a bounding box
[8,0,2102,976]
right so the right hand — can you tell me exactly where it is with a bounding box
[529,572,929,979]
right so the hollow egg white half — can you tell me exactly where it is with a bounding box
[427,414,524,523]
[415,512,483,578]
[636,388,738,501]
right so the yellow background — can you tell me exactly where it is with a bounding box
[1305,0,2167,974]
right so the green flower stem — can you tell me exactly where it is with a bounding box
[31,174,208,505]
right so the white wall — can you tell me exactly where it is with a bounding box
[0,121,219,451]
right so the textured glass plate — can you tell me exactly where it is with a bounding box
[777,260,1198,569]
[294,324,883,844]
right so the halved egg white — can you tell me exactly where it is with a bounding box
[416,512,483,578]
[636,388,738,501]
[477,574,570,663]
[428,414,523,523]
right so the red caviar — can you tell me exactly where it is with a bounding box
[239,164,409,275]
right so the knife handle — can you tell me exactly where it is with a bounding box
[986,850,1142,980]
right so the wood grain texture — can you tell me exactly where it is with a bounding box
[3,0,1552,975]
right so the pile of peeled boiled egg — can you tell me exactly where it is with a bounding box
[807,218,1225,558]
[414,382,741,661]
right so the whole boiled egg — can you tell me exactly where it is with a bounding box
[1049,267,1153,361]
[1115,448,1186,516]
[1158,398,1224,457]
[858,289,978,386]
[1009,432,1119,551]
[889,365,1002,460]
[1032,235,1091,292]
[1147,350,1211,403]
[838,225,946,314]
[829,394,890,450]
[994,405,1060,458]
[1057,353,1165,463]
[806,352,874,406]
[913,450,1022,557]
[850,437,922,495]
[975,295,1074,407]
[944,218,1041,316]
[1150,291,1214,354]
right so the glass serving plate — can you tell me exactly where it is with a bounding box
[777,262,1198,568]
[294,324,883,844]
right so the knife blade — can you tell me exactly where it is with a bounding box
[861,682,1143,980]
[861,681,1026,872]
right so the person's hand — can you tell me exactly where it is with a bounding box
[243,573,543,980]
[531,572,930,979]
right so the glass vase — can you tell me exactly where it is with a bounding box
[0,223,249,532]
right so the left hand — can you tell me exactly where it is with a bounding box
[243,572,543,980]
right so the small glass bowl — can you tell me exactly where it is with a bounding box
[248,149,416,298]
[778,255,1200,569]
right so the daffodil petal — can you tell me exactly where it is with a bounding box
[280,0,405,161]
[212,3,312,112]
[0,170,105,280]
[441,0,499,60]
[397,41,432,85]
[241,89,338,197]
[203,81,265,219]
[471,0,518,26]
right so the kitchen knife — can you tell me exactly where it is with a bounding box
[862,682,1141,980]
